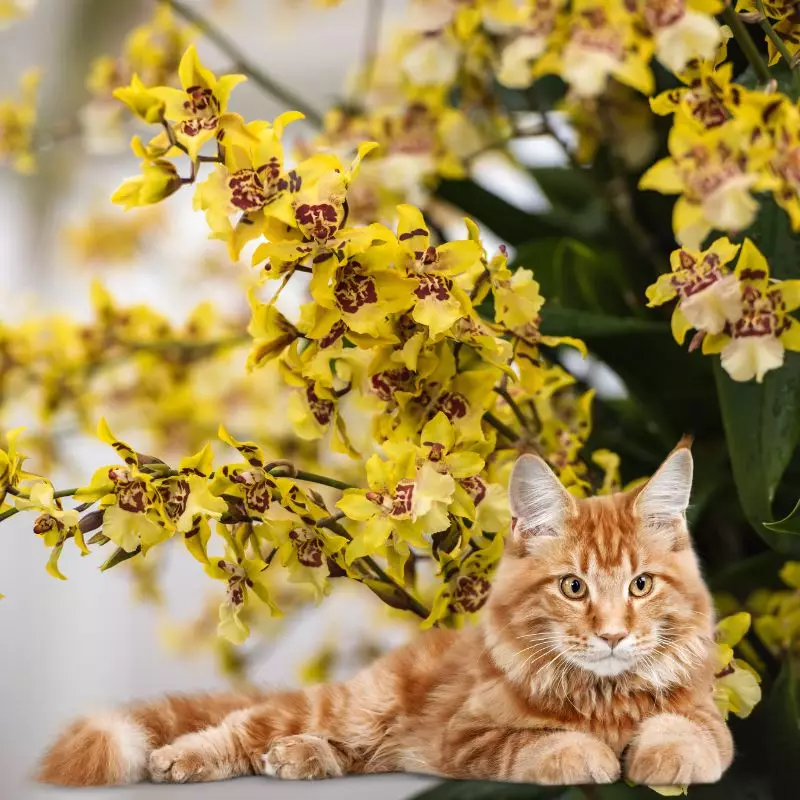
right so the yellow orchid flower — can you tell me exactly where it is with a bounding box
[338,443,455,566]
[12,481,84,580]
[74,419,167,554]
[646,237,742,344]
[749,563,800,655]
[640,0,724,74]
[193,112,305,259]
[154,446,226,535]
[0,67,41,173]
[111,136,182,209]
[211,425,282,518]
[702,239,800,383]
[122,4,193,87]
[0,427,36,504]
[113,74,165,124]
[309,243,417,338]
[149,44,253,161]
[246,293,301,371]
[564,82,658,168]
[640,113,775,250]
[766,102,800,230]
[396,204,481,338]
[0,0,36,28]
[534,0,654,99]
[422,532,505,629]
[251,143,380,273]
[258,519,348,601]
[649,57,734,130]
[493,0,564,89]
[280,343,359,457]
[713,611,762,719]
[211,554,282,644]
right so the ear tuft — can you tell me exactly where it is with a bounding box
[636,447,693,528]
[508,454,574,541]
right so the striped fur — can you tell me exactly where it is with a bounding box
[37,445,732,787]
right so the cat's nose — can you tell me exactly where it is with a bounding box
[598,632,627,649]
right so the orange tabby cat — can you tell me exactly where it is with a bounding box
[38,442,732,787]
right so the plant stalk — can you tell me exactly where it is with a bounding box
[723,6,772,86]
[163,0,325,127]
[755,0,800,92]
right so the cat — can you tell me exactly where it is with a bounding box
[37,441,732,787]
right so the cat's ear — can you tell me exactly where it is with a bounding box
[635,441,693,536]
[509,454,576,543]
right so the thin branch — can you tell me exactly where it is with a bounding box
[527,86,663,273]
[483,411,520,443]
[493,386,532,432]
[269,467,356,492]
[321,518,431,620]
[162,0,325,127]
[350,0,385,106]
[1,486,83,522]
[723,6,772,86]
[754,0,800,92]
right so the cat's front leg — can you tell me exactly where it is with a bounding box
[263,734,354,779]
[149,710,254,783]
[441,728,619,784]
[514,731,620,785]
[625,711,732,785]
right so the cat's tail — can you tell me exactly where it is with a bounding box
[36,691,259,787]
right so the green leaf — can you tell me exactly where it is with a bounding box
[714,351,800,555]
[744,196,800,282]
[434,180,555,246]
[528,168,608,239]
[709,551,787,597]
[513,238,634,317]
[539,307,668,338]
[411,781,566,800]
[758,655,800,790]
[100,545,141,571]
[738,61,800,101]
[764,498,800,535]
[529,167,595,210]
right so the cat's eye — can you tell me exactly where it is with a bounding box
[630,573,654,597]
[559,575,587,599]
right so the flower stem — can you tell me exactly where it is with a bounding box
[723,7,772,86]
[526,85,663,274]
[483,411,520,442]
[269,467,356,492]
[163,0,325,127]
[755,0,800,92]
[494,386,531,432]
[350,0,385,106]
[0,486,82,523]
[322,518,431,620]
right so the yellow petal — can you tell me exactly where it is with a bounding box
[178,44,216,91]
[671,306,693,345]
[639,158,683,194]
[717,611,751,647]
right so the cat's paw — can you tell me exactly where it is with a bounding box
[520,732,620,785]
[149,743,208,784]
[625,714,722,785]
[263,734,346,780]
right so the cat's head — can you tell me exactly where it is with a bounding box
[485,442,714,693]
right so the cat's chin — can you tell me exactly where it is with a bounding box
[575,654,633,678]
